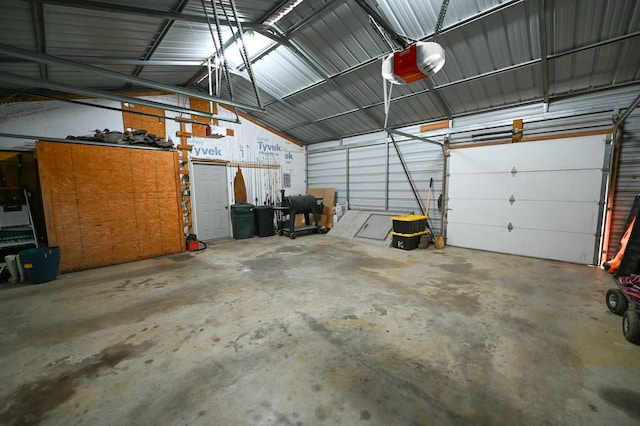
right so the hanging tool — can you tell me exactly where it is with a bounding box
[426,178,433,219]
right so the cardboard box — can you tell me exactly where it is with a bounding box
[322,205,335,228]
[308,187,335,209]
[308,188,324,200]
[322,188,335,209]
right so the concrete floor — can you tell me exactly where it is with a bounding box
[0,234,639,425]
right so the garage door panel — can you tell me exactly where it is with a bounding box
[449,136,606,174]
[447,223,595,264]
[448,199,599,234]
[449,169,603,202]
[447,134,607,264]
[512,170,603,201]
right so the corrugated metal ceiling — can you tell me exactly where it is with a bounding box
[0,0,638,144]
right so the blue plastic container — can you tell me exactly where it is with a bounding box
[19,247,61,284]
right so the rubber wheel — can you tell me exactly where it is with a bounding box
[606,288,628,315]
[278,230,283,236]
[622,310,640,345]
[290,234,296,239]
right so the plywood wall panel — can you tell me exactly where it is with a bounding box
[190,97,214,137]
[122,104,166,139]
[37,141,184,273]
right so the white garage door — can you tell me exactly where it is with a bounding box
[447,135,608,264]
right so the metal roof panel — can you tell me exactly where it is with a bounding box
[291,1,390,75]
[0,1,37,50]
[439,63,542,115]
[283,82,356,119]
[377,0,508,41]
[548,0,640,53]
[251,46,323,98]
[549,39,640,96]
[286,122,337,143]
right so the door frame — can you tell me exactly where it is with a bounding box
[444,135,610,265]
[191,161,231,240]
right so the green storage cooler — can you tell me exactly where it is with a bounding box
[231,203,255,239]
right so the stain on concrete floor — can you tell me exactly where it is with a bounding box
[0,341,153,425]
[0,235,638,425]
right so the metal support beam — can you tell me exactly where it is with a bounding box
[286,40,384,129]
[128,0,191,86]
[615,91,640,127]
[538,0,549,105]
[7,90,207,126]
[387,128,446,235]
[31,0,48,81]
[424,78,452,119]
[346,147,350,205]
[353,0,409,49]
[283,23,637,126]
[0,72,239,123]
[0,43,266,113]
[547,31,640,59]
[189,0,337,83]
[385,128,444,151]
[21,0,248,27]
[385,140,389,211]
[389,133,425,216]
[0,58,204,66]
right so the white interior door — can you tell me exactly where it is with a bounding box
[192,163,230,240]
[447,135,608,264]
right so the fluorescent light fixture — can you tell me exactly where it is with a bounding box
[265,0,305,26]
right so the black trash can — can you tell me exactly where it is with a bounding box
[230,203,255,239]
[254,205,275,237]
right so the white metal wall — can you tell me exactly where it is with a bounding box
[608,109,640,258]
[307,148,347,202]
[306,85,640,260]
[348,145,386,210]
[389,140,445,234]
[308,136,446,235]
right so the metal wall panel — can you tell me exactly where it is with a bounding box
[306,85,640,262]
[307,150,347,204]
[608,110,640,259]
[348,145,387,210]
[307,140,342,152]
[388,139,445,235]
